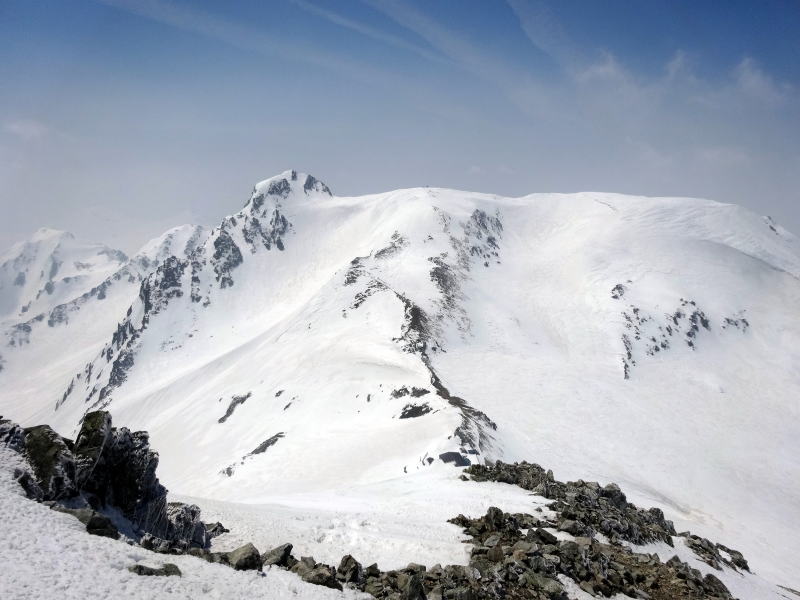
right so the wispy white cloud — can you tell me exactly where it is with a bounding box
[695,146,751,168]
[4,0,797,251]
[96,0,393,87]
[291,0,448,66]
[364,0,511,80]
[93,0,482,125]
[665,50,691,80]
[574,52,631,84]
[368,0,797,197]
[734,57,789,105]
[95,0,494,121]
[506,0,582,69]
[363,0,547,115]
[507,0,795,110]
[3,118,48,141]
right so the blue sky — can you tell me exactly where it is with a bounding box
[1,0,799,251]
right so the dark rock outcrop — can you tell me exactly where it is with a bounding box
[218,392,252,424]
[682,534,750,573]
[221,432,286,477]
[212,231,243,289]
[445,507,736,600]
[128,563,181,577]
[1,411,209,551]
[286,462,744,599]
[466,461,676,546]
[2,416,750,600]
[263,542,294,567]
[291,557,342,591]
[400,403,432,419]
[21,424,76,499]
[12,467,43,500]
[191,542,263,571]
[225,542,262,571]
[439,451,471,467]
[337,554,364,585]
[205,521,230,538]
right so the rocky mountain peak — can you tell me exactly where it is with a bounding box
[248,170,331,208]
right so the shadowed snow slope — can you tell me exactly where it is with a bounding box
[1,170,798,590]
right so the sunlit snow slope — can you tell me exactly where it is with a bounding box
[1,171,798,588]
[0,224,209,424]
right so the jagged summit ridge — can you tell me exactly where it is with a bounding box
[249,170,332,206]
[55,173,333,413]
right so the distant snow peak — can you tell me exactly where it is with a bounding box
[0,229,130,327]
[133,225,209,272]
[59,172,326,411]
[31,227,74,242]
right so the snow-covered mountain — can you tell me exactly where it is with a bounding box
[1,171,798,592]
[0,227,128,321]
[0,223,209,424]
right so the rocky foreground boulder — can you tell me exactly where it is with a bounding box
[239,462,749,599]
[127,563,182,577]
[465,461,676,546]
[0,411,210,551]
[444,507,733,599]
[1,413,752,599]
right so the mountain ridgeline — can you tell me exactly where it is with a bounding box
[1,170,798,585]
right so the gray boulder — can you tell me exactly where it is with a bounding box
[531,527,558,545]
[402,572,427,600]
[263,542,293,567]
[140,533,173,553]
[128,563,181,577]
[205,521,229,538]
[520,571,565,597]
[226,542,261,571]
[52,506,119,539]
[337,554,363,584]
[12,467,42,500]
[166,502,208,549]
[303,564,342,590]
[21,424,76,499]
[291,557,342,591]
[0,420,27,453]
